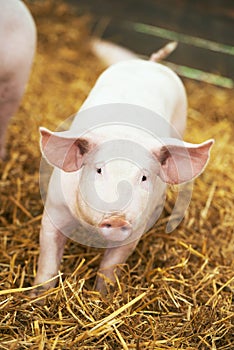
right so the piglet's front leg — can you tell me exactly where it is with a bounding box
[95,240,139,295]
[32,211,67,296]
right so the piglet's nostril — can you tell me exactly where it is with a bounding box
[103,223,111,228]
[99,216,130,229]
[98,216,132,241]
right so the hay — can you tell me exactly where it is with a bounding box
[0,0,233,348]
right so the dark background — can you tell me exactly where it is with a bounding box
[68,0,234,80]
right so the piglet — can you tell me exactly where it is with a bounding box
[32,40,213,295]
[0,0,36,160]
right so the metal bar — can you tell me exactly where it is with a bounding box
[131,22,234,56]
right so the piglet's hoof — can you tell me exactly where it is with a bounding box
[29,285,47,297]
[28,285,52,305]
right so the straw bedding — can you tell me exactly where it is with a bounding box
[0,1,233,349]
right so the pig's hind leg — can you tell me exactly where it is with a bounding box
[0,74,27,159]
[95,239,139,295]
[31,211,67,296]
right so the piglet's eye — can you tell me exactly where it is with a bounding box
[141,175,147,182]
[96,168,102,174]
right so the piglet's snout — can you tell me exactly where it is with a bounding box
[98,216,132,242]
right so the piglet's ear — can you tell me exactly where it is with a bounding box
[153,139,214,184]
[40,127,96,172]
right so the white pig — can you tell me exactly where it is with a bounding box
[0,0,36,160]
[33,41,213,295]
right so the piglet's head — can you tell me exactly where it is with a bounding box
[40,126,214,241]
